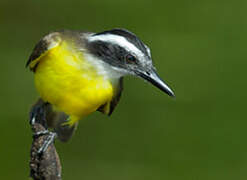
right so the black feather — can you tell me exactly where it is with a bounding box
[94,28,149,56]
[97,77,124,115]
[26,39,49,72]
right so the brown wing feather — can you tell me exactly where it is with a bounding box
[26,38,49,72]
[98,77,124,115]
[26,32,62,72]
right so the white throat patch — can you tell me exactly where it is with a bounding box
[83,52,128,81]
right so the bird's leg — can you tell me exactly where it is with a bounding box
[29,99,47,127]
[30,99,57,155]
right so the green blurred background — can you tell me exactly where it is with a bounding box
[1,0,247,179]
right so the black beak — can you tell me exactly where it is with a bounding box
[137,69,175,97]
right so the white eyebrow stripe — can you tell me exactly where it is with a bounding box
[88,34,144,57]
[144,44,151,57]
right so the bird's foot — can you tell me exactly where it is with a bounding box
[32,130,57,155]
[29,99,57,154]
[36,131,57,155]
[33,130,49,138]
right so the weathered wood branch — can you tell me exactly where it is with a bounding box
[29,103,62,180]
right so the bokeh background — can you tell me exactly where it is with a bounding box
[1,0,247,179]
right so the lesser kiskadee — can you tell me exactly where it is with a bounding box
[27,29,174,145]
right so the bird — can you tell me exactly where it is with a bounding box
[26,29,174,147]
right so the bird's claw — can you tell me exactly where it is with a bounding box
[35,131,57,155]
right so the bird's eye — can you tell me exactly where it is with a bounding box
[126,54,136,63]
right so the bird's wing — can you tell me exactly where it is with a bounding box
[98,77,124,116]
[26,32,61,72]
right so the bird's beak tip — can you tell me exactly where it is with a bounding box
[168,91,175,98]
[137,69,175,98]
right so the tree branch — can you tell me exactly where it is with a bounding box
[29,105,62,180]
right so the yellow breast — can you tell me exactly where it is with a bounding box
[34,41,114,125]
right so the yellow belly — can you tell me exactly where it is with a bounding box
[34,42,113,125]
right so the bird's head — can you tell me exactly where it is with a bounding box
[86,28,175,97]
